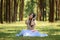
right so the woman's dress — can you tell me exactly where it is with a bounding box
[16,30,48,37]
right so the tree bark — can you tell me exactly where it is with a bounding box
[12,0,18,22]
[4,0,6,22]
[49,0,54,22]
[36,0,39,20]
[58,0,60,20]
[19,0,24,21]
[42,0,46,21]
[37,0,43,21]
[55,0,58,21]
[10,0,14,22]
[0,0,3,23]
[5,0,10,23]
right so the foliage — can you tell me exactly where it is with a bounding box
[25,0,36,17]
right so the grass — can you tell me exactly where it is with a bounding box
[0,21,60,40]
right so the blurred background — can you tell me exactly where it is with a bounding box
[0,0,60,23]
[0,0,60,40]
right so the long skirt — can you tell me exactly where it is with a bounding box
[16,30,48,37]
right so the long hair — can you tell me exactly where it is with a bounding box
[29,13,36,27]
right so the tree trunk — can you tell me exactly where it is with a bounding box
[49,0,54,22]
[9,0,14,22]
[12,0,18,22]
[36,5,39,21]
[4,0,6,22]
[58,0,60,20]
[42,0,46,21]
[5,0,10,22]
[36,0,39,20]
[37,0,43,21]
[10,0,14,22]
[19,0,24,21]
[55,0,58,21]
[8,0,11,23]
[55,0,60,21]
[0,0,3,23]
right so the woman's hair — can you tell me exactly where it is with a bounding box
[29,13,36,27]
[29,13,36,18]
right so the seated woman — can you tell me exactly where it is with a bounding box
[16,13,48,37]
[25,13,36,30]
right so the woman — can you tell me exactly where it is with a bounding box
[25,13,36,30]
[16,13,48,37]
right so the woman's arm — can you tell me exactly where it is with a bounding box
[31,20,36,26]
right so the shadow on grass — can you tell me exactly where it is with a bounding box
[0,32,17,38]
[41,29,60,35]
[0,25,60,40]
[0,28,4,29]
[57,25,60,27]
[0,29,60,40]
[0,28,22,37]
[0,35,60,40]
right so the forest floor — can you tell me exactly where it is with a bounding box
[0,21,60,40]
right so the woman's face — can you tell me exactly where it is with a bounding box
[29,14,33,19]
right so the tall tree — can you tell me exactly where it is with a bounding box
[4,0,10,22]
[4,0,6,22]
[12,0,18,22]
[0,0,3,23]
[49,0,54,22]
[42,0,46,21]
[54,0,60,21]
[55,0,58,21]
[58,0,60,20]
[37,0,43,21]
[19,0,24,21]
[36,0,41,21]
[10,0,14,22]
[36,0,39,20]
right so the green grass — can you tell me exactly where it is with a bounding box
[0,21,60,40]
